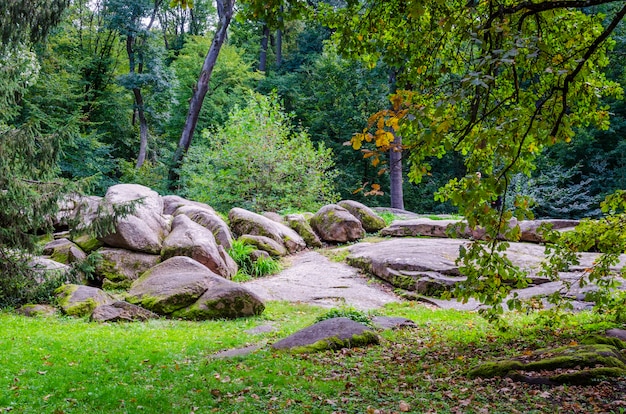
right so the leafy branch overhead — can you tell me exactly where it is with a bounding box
[322,0,626,318]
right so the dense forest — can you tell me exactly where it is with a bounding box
[2,0,624,218]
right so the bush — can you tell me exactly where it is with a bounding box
[315,306,375,327]
[179,92,339,212]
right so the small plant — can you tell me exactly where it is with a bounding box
[316,306,375,327]
[228,240,282,279]
[378,211,396,226]
[251,256,281,277]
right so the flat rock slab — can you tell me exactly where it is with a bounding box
[272,317,379,352]
[244,251,400,310]
[347,238,626,310]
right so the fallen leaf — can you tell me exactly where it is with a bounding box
[399,401,410,412]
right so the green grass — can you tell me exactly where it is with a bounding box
[0,303,623,413]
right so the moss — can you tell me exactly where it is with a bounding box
[525,345,626,371]
[72,234,103,253]
[50,248,70,264]
[283,331,380,354]
[582,334,626,350]
[98,258,128,283]
[467,360,524,379]
[102,278,133,291]
[550,367,626,385]
[172,295,265,321]
[64,298,98,317]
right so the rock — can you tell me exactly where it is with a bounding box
[71,233,104,253]
[262,212,284,223]
[99,184,169,254]
[338,200,386,232]
[127,256,261,320]
[171,280,265,320]
[250,249,270,262]
[380,218,465,238]
[310,204,365,243]
[347,239,463,292]
[55,284,116,317]
[272,317,379,353]
[229,207,306,254]
[126,256,214,315]
[27,257,71,283]
[468,342,626,385]
[238,235,287,257]
[43,238,86,264]
[54,194,102,230]
[95,248,160,290]
[285,213,322,248]
[91,301,159,322]
[15,304,59,317]
[162,195,216,216]
[518,219,579,243]
[371,316,418,330]
[173,204,233,249]
[372,207,421,220]
[161,215,237,278]
[606,329,626,342]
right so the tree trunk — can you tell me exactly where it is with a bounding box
[169,0,234,187]
[388,69,404,209]
[134,88,149,168]
[275,28,282,67]
[389,132,404,210]
[259,24,269,72]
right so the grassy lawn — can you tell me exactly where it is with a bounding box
[1,302,624,413]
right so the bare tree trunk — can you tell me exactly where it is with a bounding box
[134,88,149,168]
[169,0,234,187]
[259,24,269,72]
[275,28,282,67]
[389,132,404,210]
[388,69,404,209]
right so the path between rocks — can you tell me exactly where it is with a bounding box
[244,250,401,311]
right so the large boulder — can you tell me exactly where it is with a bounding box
[238,235,287,257]
[171,280,265,320]
[272,317,379,353]
[55,284,116,317]
[310,204,365,243]
[15,304,59,317]
[91,301,159,322]
[161,215,237,278]
[43,238,86,264]
[95,248,161,290]
[173,205,233,249]
[285,214,322,248]
[229,208,306,254]
[99,184,169,254]
[162,195,216,216]
[337,200,386,232]
[126,256,263,320]
[126,256,214,314]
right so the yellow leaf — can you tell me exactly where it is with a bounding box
[372,157,380,167]
[357,34,363,41]
[377,117,385,130]
[371,183,381,191]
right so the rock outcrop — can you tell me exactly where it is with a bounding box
[55,284,116,317]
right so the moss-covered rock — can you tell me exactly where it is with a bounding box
[55,284,115,317]
[126,256,212,315]
[468,342,626,385]
[43,239,87,265]
[95,248,160,290]
[15,304,59,317]
[238,234,287,257]
[171,282,265,320]
[229,208,306,254]
[310,205,365,243]
[285,213,322,248]
[272,317,379,353]
[72,233,104,253]
[338,200,386,233]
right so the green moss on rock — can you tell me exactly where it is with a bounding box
[467,360,524,379]
[286,331,380,354]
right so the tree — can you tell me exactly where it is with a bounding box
[322,0,626,317]
[103,0,172,168]
[169,0,235,187]
[179,92,338,212]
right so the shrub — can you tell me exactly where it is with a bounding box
[227,240,282,281]
[179,92,339,212]
[315,306,375,327]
